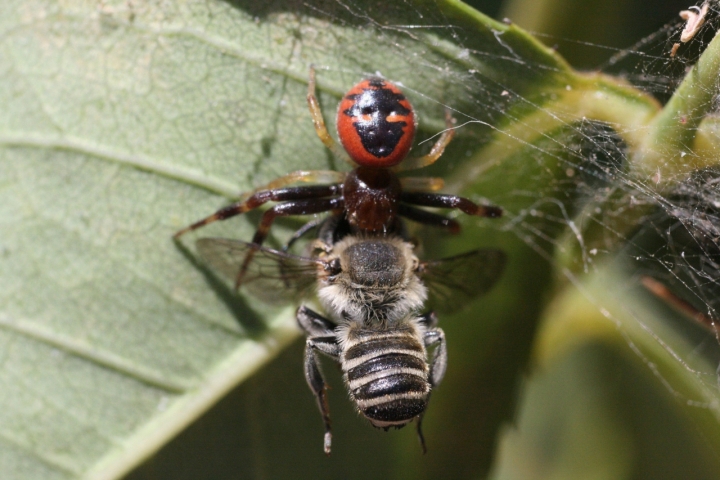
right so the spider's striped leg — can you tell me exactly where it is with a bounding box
[174,184,341,238]
[400,192,502,219]
[398,204,461,234]
[307,66,354,166]
[395,110,455,172]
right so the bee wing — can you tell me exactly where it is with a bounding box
[418,249,506,314]
[195,238,321,302]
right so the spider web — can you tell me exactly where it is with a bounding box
[291,0,720,461]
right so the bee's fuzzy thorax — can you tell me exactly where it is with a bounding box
[317,235,427,324]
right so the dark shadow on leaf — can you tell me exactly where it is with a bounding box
[220,0,365,24]
[174,239,268,337]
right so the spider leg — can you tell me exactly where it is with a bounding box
[282,217,324,252]
[398,204,461,234]
[174,184,341,238]
[395,110,455,172]
[400,192,502,218]
[254,170,346,193]
[400,176,445,192]
[307,66,354,166]
[235,197,345,288]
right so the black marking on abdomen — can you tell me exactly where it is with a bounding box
[343,86,410,158]
[344,336,422,362]
[354,372,427,399]
[347,353,425,381]
[363,397,427,424]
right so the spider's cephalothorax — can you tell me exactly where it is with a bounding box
[174,67,502,286]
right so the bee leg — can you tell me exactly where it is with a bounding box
[298,307,340,455]
[417,311,439,329]
[400,192,503,219]
[424,327,447,388]
[399,205,461,234]
[297,306,337,337]
[416,325,447,454]
[304,339,334,455]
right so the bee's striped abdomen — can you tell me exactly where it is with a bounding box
[342,331,429,428]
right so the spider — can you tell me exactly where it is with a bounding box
[174,67,502,285]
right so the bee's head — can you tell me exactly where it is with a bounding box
[318,236,426,324]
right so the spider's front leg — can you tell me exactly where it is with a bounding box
[173,184,342,238]
[395,109,456,172]
[258,170,345,192]
[307,66,354,166]
[398,204,461,234]
[400,191,503,219]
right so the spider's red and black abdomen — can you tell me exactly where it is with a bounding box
[337,78,416,168]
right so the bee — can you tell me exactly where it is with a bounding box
[195,216,506,454]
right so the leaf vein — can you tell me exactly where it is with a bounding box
[0,314,192,393]
[0,134,240,198]
[0,431,82,477]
